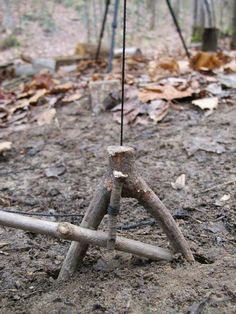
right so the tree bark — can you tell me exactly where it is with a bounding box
[192,0,205,42]
[1,0,14,32]
[232,0,236,49]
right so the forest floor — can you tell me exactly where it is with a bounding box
[0,99,236,314]
[0,2,236,314]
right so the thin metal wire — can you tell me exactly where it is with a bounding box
[120,0,127,146]
[0,208,83,218]
[1,208,156,232]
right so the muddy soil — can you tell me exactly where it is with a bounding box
[0,101,236,313]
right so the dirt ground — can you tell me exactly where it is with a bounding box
[0,98,236,313]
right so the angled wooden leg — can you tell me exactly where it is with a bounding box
[107,146,194,262]
[58,174,112,281]
[127,177,194,262]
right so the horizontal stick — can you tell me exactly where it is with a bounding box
[0,210,172,262]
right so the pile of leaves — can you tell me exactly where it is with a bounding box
[0,48,236,134]
[109,50,236,125]
[0,71,83,132]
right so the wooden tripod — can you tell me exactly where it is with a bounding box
[59,146,194,281]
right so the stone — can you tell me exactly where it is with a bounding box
[89,79,121,114]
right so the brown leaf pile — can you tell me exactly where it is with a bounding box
[112,97,169,125]
[190,52,228,71]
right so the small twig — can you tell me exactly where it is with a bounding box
[201,178,236,193]
[118,219,155,231]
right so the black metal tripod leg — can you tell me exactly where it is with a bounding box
[96,0,111,60]
[166,0,191,59]
[108,0,120,72]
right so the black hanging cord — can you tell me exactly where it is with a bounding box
[166,0,191,59]
[120,0,127,146]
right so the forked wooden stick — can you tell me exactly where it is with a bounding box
[108,146,194,262]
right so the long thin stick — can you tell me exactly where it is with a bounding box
[0,210,172,262]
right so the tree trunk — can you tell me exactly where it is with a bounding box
[203,0,214,27]
[1,0,14,32]
[232,0,236,48]
[84,0,91,43]
[147,0,156,30]
[192,0,205,42]
[202,0,218,51]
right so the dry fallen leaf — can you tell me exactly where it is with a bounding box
[192,97,218,111]
[177,60,191,74]
[16,91,34,100]
[139,84,193,102]
[218,74,236,89]
[220,194,231,202]
[147,100,169,123]
[0,141,12,153]
[62,92,82,103]
[45,164,66,177]
[22,72,54,92]
[206,83,223,96]
[126,74,135,85]
[148,59,179,80]
[159,58,179,73]
[51,82,74,94]
[33,72,54,90]
[148,60,159,80]
[224,60,236,73]
[171,174,186,190]
[29,89,47,105]
[10,99,30,114]
[37,108,56,126]
[112,97,144,125]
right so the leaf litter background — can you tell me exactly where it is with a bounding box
[0,1,236,313]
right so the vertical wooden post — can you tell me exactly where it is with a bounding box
[107,175,123,250]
